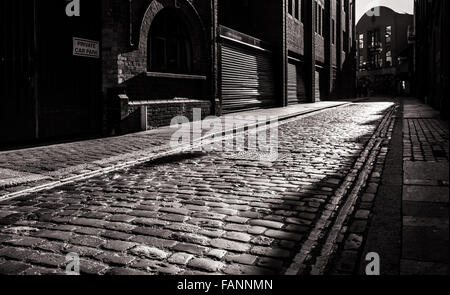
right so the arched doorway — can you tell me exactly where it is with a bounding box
[148,9,193,74]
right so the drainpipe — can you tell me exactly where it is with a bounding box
[305,0,317,102]
[129,0,134,48]
[211,0,219,116]
[33,0,39,140]
[282,0,288,107]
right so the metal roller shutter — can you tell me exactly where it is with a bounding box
[220,42,276,113]
[288,62,308,105]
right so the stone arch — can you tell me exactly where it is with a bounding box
[138,0,207,74]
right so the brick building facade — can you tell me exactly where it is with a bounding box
[356,7,414,97]
[414,0,449,119]
[1,0,356,146]
[107,0,356,133]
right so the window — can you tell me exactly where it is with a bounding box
[322,6,325,36]
[368,53,381,69]
[295,0,299,19]
[377,54,382,68]
[359,34,364,49]
[319,6,322,35]
[344,31,349,53]
[288,0,293,15]
[301,0,306,23]
[148,9,192,74]
[315,2,324,36]
[359,56,365,69]
[367,30,382,69]
[368,29,380,48]
[385,26,392,45]
[386,50,392,66]
[315,2,318,33]
[368,31,375,47]
[332,19,336,44]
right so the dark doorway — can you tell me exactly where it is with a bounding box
[36,0,102,140]
[1,0,37,144]
[1,0,102,147]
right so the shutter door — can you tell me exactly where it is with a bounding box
[288,62,307,105]
[315,70,321,102]
[221,43,276,113]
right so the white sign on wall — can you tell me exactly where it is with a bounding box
[73,37,99,58]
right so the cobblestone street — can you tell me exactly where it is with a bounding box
[0,98,439,275]
[1,0,449,287]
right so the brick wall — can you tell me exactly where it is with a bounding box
[102,0,356,134]
[287,16,304,56]
[315,34,325,63]
[130,100,212,129]
[102,0,211,99]
[102,0,214,132]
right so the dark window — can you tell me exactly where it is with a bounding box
[319,6,322,35]
[332,19,336,44]
[344,31,349,53]
[315,2,318,33]
[295,0,299,19]
[320,6,324,35]
[148,9,192,74]
[301,0,306,23]
[368,29,380,48]
[367,29,382,69]
[385,26,392,45]
[386,51,392,67]
[314,3,324,36]
[288,0,293,15]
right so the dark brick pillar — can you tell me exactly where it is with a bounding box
[281,0,288,107]
[211,0,219,116]
[324,0,333,100]
[341,0,356,99]
[345,0,350,54]
[442,0,450,119]
[336,0,342,98]
[350,0,357,98]
[304,0,316,103]
[265,0,287,108]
